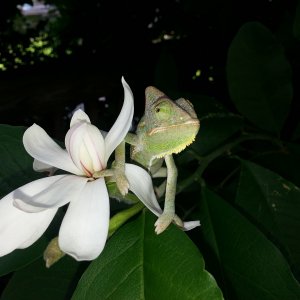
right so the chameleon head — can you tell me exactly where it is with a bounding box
[144,86,200,158]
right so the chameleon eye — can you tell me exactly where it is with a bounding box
[154,101,172,121]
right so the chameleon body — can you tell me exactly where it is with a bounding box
[119,86,200,234]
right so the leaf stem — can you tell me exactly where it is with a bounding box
[177,133,284,193]
[108,202,144,237]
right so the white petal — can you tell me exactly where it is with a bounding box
[125,164,163,216]
[125,164,201,231]
[23,124,83,176]
[105,77,134,162]
[65,122,106,175]
[59,178,109,261]
[70,109,91,127]
[33,159,57,175]
[182,221,201,231]
[14,175,88,212]
[0,190,57,256]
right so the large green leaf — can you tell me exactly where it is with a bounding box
[0,125,47,275]
[227,22,292,134]
[0,125,40,197]
[191,112,243,155]
[0,239,47,277]
[1,256,82,300]
[179,94,244,156]
[200,187,300,300]
[72,210,223,300]
[251,142,300,187]
[236,160,300,276]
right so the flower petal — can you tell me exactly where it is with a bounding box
[125,164,163,216]
[65,122,106,174]
[70,109,91,127]
[105,77,134,162]
[58,178,109,261]
[23,124,83,176]
[14,175,88,212]
[182,221,201,231]
[125,164,201,231]
[0,190,57,256]
[33,159,57,175]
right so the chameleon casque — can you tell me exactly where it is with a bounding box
[114,86,200,234]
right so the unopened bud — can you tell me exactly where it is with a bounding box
[43,237,65,268]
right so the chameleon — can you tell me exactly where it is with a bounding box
[113,86,200,234]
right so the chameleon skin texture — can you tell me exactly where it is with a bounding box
[131,86,200,174]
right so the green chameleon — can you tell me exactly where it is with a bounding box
[113,86,200,234]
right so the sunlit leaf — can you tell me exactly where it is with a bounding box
[72,210,223,300]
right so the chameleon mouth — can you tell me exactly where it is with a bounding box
[148,119,200,136]
[154,133,198,159]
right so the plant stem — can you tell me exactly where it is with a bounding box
[177,133,284,193]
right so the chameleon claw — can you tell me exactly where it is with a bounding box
[173,214,184,228]
[115,174,130,196]
[154,213,184,234]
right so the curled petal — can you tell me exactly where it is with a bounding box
[65,122,106,175]
[182,221,201,231]
[125,164,200,231]
[14,175,88,212]
[125,164,162,216]
[105,77,134,162]
[33,159,57,175]
[70,109,91,127]
[59,178,109,261]
[0,190,57,256]
[23,124,83,176]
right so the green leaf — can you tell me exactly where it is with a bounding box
[293,0,300,40]
[0,238,47,277]
[236,160,300,276]
[191,112,243,155]
[227,22,292,134]
[0,125,64,275]
[200,187,300,300]
[251,142,300,187]
[0,125,40,197]
[1,256,83,300]
[72,210,223,300]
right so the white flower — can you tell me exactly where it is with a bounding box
[0,77,134,261]
[124,164,200,231]
[0,77,199,261]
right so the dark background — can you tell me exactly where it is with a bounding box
[0,0,298,140]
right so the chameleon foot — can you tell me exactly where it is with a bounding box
[115,173,130,196]
[154,213,184,234]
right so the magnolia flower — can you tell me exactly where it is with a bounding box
[0,77,199,261]
[0,77,134,261]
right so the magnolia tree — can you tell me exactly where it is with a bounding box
[0,21,300,300]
